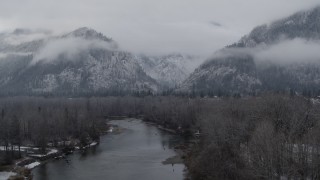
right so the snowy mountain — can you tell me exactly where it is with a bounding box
[0,27,201,95]
[0,27,158,95]
[136,53,202,89]
[179,52,262,95]
[229,6,320,48]
[62,27,116,45]
[179,6,320,96]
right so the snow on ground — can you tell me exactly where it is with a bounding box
[0,146,39,152]
[47,149,58,155]
[29,148,58,157]
[47,141,72,147]
[0,172,16,180]
[90,142,98,146]
[83,141,98,149]
[25,162,41,169]
[311,98,320,104]
[108,127,114,133]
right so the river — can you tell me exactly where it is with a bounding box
[32,119,186,180]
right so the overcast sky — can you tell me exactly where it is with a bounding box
[0,0,320,56]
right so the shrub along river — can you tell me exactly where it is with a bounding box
[32,119,186,180]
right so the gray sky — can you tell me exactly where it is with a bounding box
[0,0,320,56]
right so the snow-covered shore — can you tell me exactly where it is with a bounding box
[24,162,41,169]
[0,172,16,180]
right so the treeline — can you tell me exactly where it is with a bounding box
[0,97,107,165]
[0,96,200,165]
[1,95,320,179]
[117,94,320,179]
[186,95,320,179]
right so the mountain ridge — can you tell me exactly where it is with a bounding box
[0,27,200,95]
[179,6,320,96]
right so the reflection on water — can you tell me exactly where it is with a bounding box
[33,119,185,180]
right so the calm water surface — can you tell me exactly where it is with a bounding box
[33,119,185,180]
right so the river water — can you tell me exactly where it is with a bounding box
[32,119,186,180]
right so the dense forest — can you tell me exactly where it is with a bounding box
[0,94,320,179]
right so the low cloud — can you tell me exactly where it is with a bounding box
[209,21,223,27]
[0,52,33,60]
[254,38,320,64]
[32,37,115,64]
[1,29,52,45]
[206,38,320,65]
[0,52,6,59]
[1,0,319,56]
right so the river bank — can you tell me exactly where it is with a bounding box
[32,119,186,180]
[0,142,101,179]
[1,118,191,180]
[0,122,119,180]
